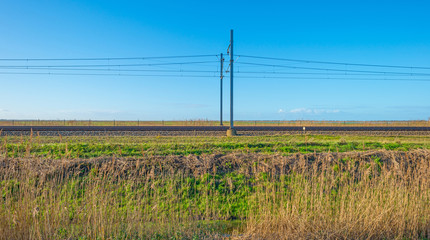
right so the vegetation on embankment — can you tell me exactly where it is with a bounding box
[1,149,429,239]
[2,134,430,158]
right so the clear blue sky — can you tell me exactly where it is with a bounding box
[1,0,430,121]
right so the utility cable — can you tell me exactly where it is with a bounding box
[234,75,430,82]
[237,62,430,76]
[0,61,218,68]
[0,54,219,61]
[239,55,430,70]
[0,72,219,78]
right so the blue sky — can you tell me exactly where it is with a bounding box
[1,0,430,121]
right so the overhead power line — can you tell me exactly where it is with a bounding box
[237,62,430,76]
[2,53,429,83]
[0,54,218,61]
[0,61,218,68]
[4,67,430,77]
[0,72,220,78]
[1,71,428,82]
[235,71,430,76]
[0,67,219,73]
[2,53,428,70]
[239,55,430,70]
[234,75,430,82]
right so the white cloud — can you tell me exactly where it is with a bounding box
[278,108,285,113]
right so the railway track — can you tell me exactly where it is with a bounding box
[1,126,430,132]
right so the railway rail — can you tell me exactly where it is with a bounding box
[1,126,430,132]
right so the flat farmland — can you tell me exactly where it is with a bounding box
[1,134,429,239]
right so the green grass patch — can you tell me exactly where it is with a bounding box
[1,135,430,158]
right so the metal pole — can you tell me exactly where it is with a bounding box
[229,29,234,129]
[220,53,224,126]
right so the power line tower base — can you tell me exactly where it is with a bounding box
[226,128,237,136]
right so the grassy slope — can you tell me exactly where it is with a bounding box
[1,135,430,239]
[2,135,430,158]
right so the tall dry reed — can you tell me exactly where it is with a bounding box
[0,150,429,239]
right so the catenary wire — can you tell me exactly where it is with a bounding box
[4,67,430,77]
[0,54,219,61]
[0,61,218,68]
[0,67,219,73]
[0,72,220,78]
[239,55,430,70]
[1,71,429,82]
[237,62,430,76]
[234,75,430,82]
[235,71,430,76]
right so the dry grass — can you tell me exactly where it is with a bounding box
[0,150,429,239]
[242,151,430,239]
